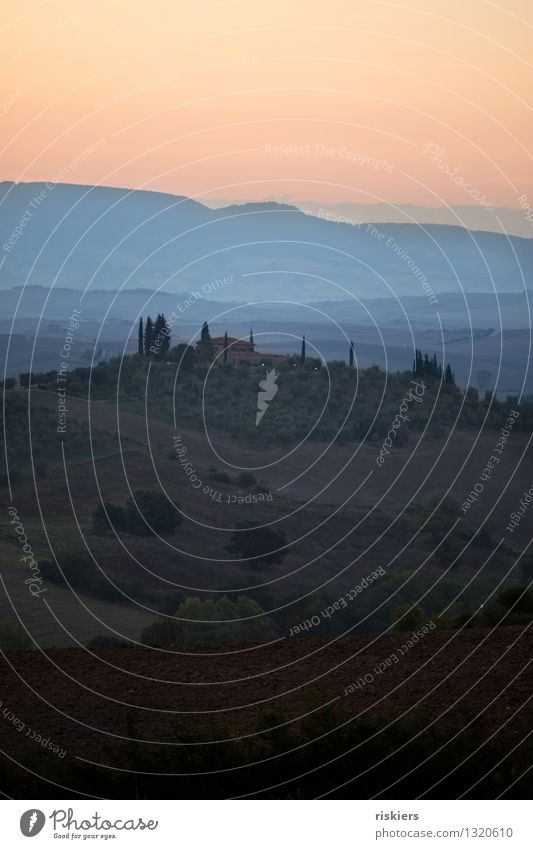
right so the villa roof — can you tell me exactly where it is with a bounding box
[209,336,253,346]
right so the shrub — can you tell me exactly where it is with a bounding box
[391,603,426,632]
[495,585,533,614]
[140,619,184,647]
[0,620,33,650]
[39,553,133,605]
[225,521,288,565]
[92,502,128,535]
[86,633,126,649]
[176,596,279,644]
[473,585,533,627]
[236,471,257,488]
[93,491,182,536]
[126,490,182,535]
[208,468,232,484]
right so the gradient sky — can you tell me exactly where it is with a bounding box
[2,0,532,209]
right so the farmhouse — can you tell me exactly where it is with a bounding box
[197,330,288,366]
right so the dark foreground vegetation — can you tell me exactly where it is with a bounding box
[6,706,529,800]
[1,625,530,799]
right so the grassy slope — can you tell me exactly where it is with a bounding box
[0,390,528,650]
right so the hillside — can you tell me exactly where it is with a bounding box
[1,182,532,302]
[2,385,532,651]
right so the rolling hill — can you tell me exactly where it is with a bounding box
[2,181,532,304]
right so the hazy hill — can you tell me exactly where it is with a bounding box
[1,182,532,303]
[295,200,533,239]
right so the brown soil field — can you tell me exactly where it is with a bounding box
[1,626,530,788]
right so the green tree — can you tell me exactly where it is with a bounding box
[171,343,197,370]
[469,585,533,628]
[176,595,278,644]
[152,314,171,358]
[160,314,171,358]
[92,502,128,535]
[197,321,213,361]
[0,620,33,650]
[87,633,125,649]
[141,618,184,647]
[153,314,164,356]
[138,317,144,357]
[391,603,426,632]
[445,364,455,385]
[236,471,256,487]
[18,372,33,388]
[495,585,533,614]
[144,316,154,356]
[300,335,306,365]
[126,490,182,535]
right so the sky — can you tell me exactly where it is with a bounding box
[2,0,533,212]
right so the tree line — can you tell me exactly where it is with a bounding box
[412,349,455,384]
[138,314,171,359]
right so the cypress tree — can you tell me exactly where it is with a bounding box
[198,321,213,362]
[144,316,154,356]
[160,314,171,358]
[138,317,144,357]
[300,335,306,365]
[349,340,355,369]
[153,313,164,343]
[249,328,254,346]
[223,330,228,364]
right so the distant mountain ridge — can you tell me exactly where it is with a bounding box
[1,182,531,305]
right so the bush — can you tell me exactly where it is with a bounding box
[391,603,426,632]
[0,620,33,650]
[140,619,184,647]
[495,585,533,614]
[126,490,182,535]
[176,596,279,644]
[225,521,288,565]
[86,633,126,649]
[471,584,533,627]
[236,471,256,488]
[208,467,232,484]
[39,553,132,605]
[92,491,182,536]
[92,502,128,535]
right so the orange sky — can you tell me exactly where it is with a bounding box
[2,0,532,207]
